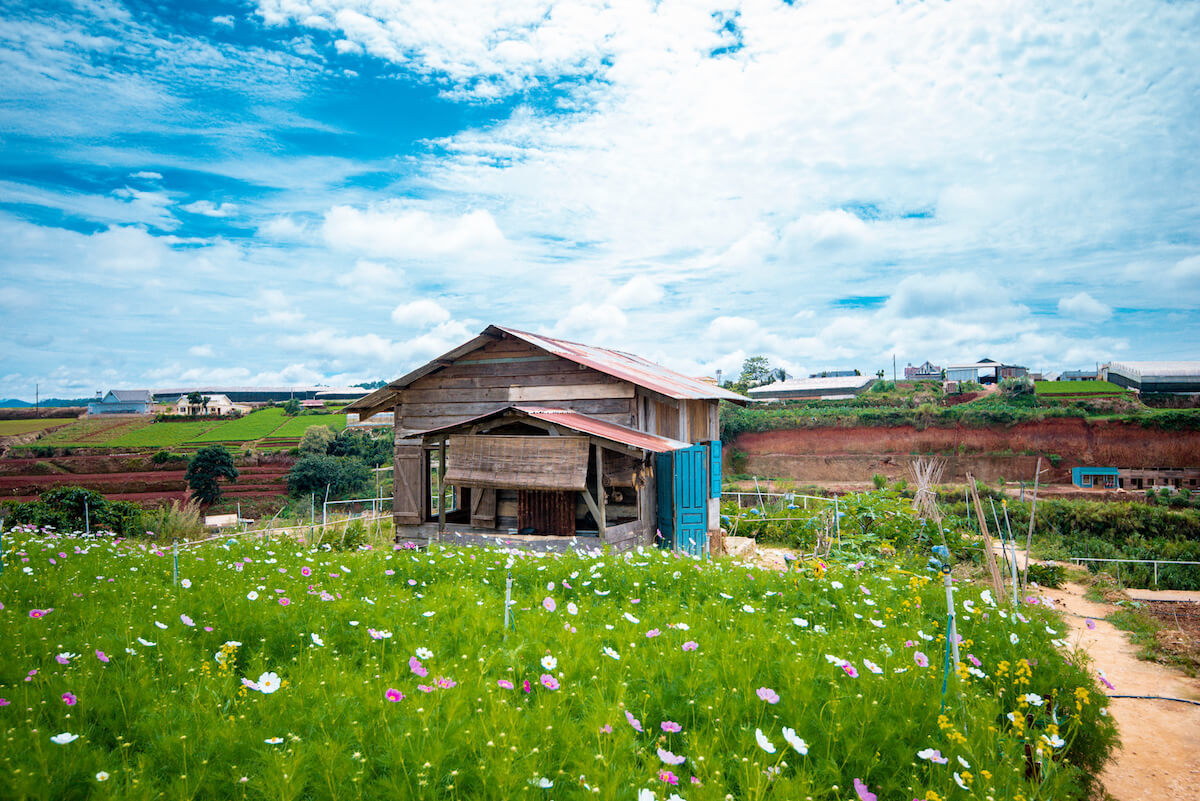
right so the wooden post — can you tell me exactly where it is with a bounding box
[1021,457,1043,592]
[595,445,607,534]
[437,437,447,540]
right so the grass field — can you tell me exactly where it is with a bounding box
[0,419,73,436]
[103,421,221,448]
[188,409,289,443]
[1034,381,1127,396]
[270,413,347,436]
[35,418,153,447]
[0,531,1115,801]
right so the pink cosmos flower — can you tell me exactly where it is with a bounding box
[417,684,434,693]
[657,747,686,765]
[756,687,780,704]
[658,770,679,786]
[278,598,290,606]
[682,641,698,651]
[914,651,929,668]
[436,676,456,689]
[55,654,71,665]
[661,720,682,733]
[841,663,859,678]
[62,692,77,706]
[646,628,661,638]
[409,657,428,677]
[1086,618,1096,630]
[625,710,643,732]
[384,569,394,576]
[540,674,559,690]
[29,609,48,618]
[95,650,109,663]
[600,724,612,733]
[690,777,701,785]
[301,567,312,577]
[853,778,877,801]
[522,679,532,694]
[497,679,514,690]
[0,699,8,706]
[904,640,915,648]
[542,597,556,613]
[967,654,981,667]
[385,688,404,702]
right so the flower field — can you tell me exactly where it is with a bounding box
[0,532,1115,800]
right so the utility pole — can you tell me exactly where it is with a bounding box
[35,383,39,418]
[892,354,897,383]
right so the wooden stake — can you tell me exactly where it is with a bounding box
[1021,457,1043,592]
[437,437,447,541]
[595,445,606,534]
[967,474,1007,604]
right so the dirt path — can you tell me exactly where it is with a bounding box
[1041,581,1200,799]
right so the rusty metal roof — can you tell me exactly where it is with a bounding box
[496,326,748,403]
[343,325,747,417]
[415,405,692,453]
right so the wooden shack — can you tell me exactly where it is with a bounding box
[342,325,748,553]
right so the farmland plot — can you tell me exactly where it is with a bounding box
[0,535,1114,801]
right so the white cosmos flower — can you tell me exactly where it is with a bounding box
[719,593,733,599]
[180,579,191,588]
[957,756,970,768]
[247,591,258,601]
[602,646,620,660]
[154,621,168,629]
[1010,633,1020,644]
[1042,733,1066,749]
[540,655,557,670]
[637,790,656,801]
[257,672,281,694]
[180,614,194,627]
[310,633,325,647]
[1024,693,1044,706]
[754,727,776,754]
[782,727,808,755]
[95,771,109,781]
[742,604,755,613]
[623,612,640,624]
[532,777,553,788]
[566,602,579,615]
[415,647,433,659]
[422,611,435,617]
[265,737,284,744]
[50,732,79,745]
[675,622,689,630]
[792,617,809,627]
[830,581,844,589]
[954,772,969,790]
[137,638,155,647]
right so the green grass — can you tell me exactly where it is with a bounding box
[270,413,347,436]
[0,530,1117,801]
[103,421,222,448]
[1034,381,1126,396]
[0,419,74,436]
[34,418,154,447]
[188,409,289,443]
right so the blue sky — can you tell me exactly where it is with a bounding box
[2,0,1198,399]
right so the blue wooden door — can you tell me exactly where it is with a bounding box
[656,445,709,555]
[674,444,709,556]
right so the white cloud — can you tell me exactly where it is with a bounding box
[253,289,305,327]
[188,344,215,358]
[610,275,664,308]
[129,171,163,180]
[212,15,235,27]
[89,226,174,271]
[322,204,506,259]
[336,259,404,288]
[391,299,450,327]
[259,215,311,241]
[182,200,239,217]
[1057,291,1113,323]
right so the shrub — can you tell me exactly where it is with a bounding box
[288,454,370,498]
[2,485,144,536]
[871,473,887,489]
[1027,562,1066,588]
[299,425,337,455]
[185,445,239,505]
[143,499,204,541]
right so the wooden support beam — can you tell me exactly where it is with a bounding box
[581,486,603,530]
[437,437,447,541]
[595,445,607,532]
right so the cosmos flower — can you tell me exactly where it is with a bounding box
[754,728,776,754]
[180,614,194,627]
[246,591,258,601]
[626,711,644,732]
[539,674,559,690]
[681,641,698,651]
[256,672,281,694]
[95,772,109,781]
[62,692,77,706]
[55,652,77,665]
[624,612,640,624]
[657,748,685,765]
[385,688,404,702]
[863,659,883,674]
[914,651,929,668]
[136,638,155,647]
[542,597,557,612]
[603,646,621,660]
[841,663,859,678]
[279,597,290,606]
[301,567,311,577]
[658,770,679,786]
[646,628,661,638]
[415,647,433,659]
[566,602,579,615]
[436,677,456,689]
[265,737,284,744]
[1024,693,1044,706]
[853,778,877,801]
[409,657,428,677]
[311,633,324,647]
[50,733,79,745]
[180,579,191,588]
[782,727,808,755]
[917,748,948,764]
[541,655,558,670]
[756,687,779,704]
[661,721,682,733]
[792,617,808,627]
[497,679,514,690]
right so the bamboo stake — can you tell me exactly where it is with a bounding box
[1021,457,1043,592]
[968,474,1007,604]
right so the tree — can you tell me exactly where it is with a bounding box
[287,454,369,498]
[186,445,238,505]
[282,398,301,416]
[738,356,773,388]
[186,391,204,417]
[299,424,336,455]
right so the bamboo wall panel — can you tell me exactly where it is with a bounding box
[517,490,576,535]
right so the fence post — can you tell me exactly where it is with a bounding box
[1154,561,1158,587]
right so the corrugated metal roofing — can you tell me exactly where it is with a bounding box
[108,389,152,403]
[1105,361,1200,379]
[415,405,692,453]
[748,375,872,394]
[343,325,748,415]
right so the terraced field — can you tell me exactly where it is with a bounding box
[35,417,154,447]
[0,419,74,436]
[188,408,289,443]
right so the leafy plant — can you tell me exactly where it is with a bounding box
[185,445,239,505]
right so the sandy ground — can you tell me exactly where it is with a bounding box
[1040,581,1200,800]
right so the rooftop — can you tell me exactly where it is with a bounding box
[747,375,873,394]
[1105,361,1200,379]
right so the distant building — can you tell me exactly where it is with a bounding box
[346,411,395,428]
[153,386,369,404]
[173,394,251,416]
[1101,361,1200,394]
[904,361,942,379]
[88,389,152,415]
[1071,467,1120,489]
[748,375,874,401]
[945,358,1027,384]
[808,370,858,378]
[1060,370,1097,382]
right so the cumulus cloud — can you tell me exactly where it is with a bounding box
[182,200,239,217]
[336,259,405,288]
[322,205,506,259]
[253,289,305,327]
[129,171,163,180]
[391,299,450,327]
[1057,291,1113,323]
[188,344,215,358]
[212,15,234,27]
